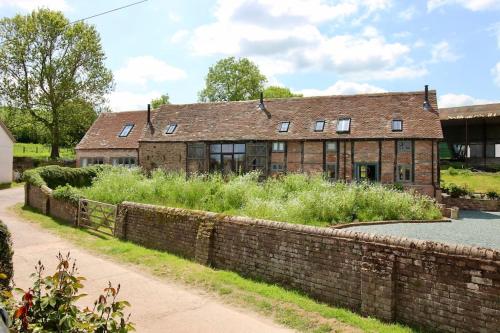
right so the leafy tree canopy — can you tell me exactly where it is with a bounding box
[198,57,267,102]
[0,9,113,158]
[151,94,170,108]
[263,86,303,99]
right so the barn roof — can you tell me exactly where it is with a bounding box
[439,103,500,120]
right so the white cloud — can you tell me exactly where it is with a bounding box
[430,41,460,63]
[299,80,386,96]
[398,6,417,20]
[439,93,497,108]
[170,30,190,44]
[115,56,187,86]
[106,90,162,112]
[188,0,419,81]
[428,0,500,11]
[492,62,500,86]
[0,0,70,11]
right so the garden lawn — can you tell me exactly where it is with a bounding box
[12,204,418,333]
[14,143,75,159]
[64,168,442,226]
[441,168,500,193]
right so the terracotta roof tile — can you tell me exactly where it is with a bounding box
[141,90,443,142]
[76,110,147,150]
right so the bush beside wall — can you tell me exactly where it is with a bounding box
[0,220,13,288]
[23,165,106,189]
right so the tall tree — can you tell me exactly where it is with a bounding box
[198,57,267,102]
[151,93,170,108]
[264,86,303,99]
[0,9,113,159]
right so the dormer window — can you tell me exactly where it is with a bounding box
[336,118,351,133]
[118,124,134,137]
[165,123,177,134]
[279,121,290,132]
[392,119,403,132]
[314,120,325,132]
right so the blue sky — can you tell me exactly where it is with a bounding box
[1,0,500,111]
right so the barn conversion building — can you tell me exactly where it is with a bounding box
[76,88,443,197]
[0,120,15,184]
[439,103,500,170]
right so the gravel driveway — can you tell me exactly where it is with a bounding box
[345,210,500,250]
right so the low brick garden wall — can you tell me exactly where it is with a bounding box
[442,196,500,212]
[25,184,78,224]
[25,185,500,333]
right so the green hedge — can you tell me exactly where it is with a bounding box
[0,220,13,288]
[23,165,108,189]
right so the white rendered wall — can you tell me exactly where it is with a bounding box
[0,128,13,183]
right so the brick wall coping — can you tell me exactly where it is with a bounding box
[121,201,500,261]
[331,218,451,229]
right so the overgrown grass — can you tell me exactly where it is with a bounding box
[14,143,75,159]
[441,167,500,193]
[76,168,441,226]
[12,204,418,333]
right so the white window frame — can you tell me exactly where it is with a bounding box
[165,123,177,134]
[279,121,290,132]
[119,124,134,137]
[392,119,403,132]
[272,142,285,152]
[314,120,325,132]
[336,118,351,133]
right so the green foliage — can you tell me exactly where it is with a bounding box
[80,169,442,225]
[442,182,471,198]
[53,184,84,204]
[150,94,170,109]
[263,86,303,99]
[0,220,13,289]
[23,165,108,189]
[441,168,500,194]
[486,190,499,199]
[0,9,113,158]
[0,252,134,332]
[198,57,267,102]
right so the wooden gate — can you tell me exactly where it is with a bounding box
[77,199,117,235]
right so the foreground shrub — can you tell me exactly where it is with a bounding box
[442,182,471,198]
[23,165,110,189]
[0,252,134,332]
[486,190,499,199]
[0,220,13,289]
[80,168,442,225]
[52,184,85,204]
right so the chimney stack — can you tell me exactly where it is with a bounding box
[147,103,151,124]
[422,85,431,111]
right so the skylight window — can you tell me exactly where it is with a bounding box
[314,120,325,132]
[165,123,177,134]
[392,119,403,132]
[118,124,134,137]
[279,121,290,132]
[336,118,351,133]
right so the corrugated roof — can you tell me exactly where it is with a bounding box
[141,90,443,142]
[76,110,147,150]
[439,103,500,120]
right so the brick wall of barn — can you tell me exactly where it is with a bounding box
[139,142,186,172]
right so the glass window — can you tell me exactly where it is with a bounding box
[234,154,245,173]
[119,124,134,137]
[234,143,246,153]
[397,164,412,182]
[279,121,290,132]
[336,118,351,133]
[271,163,284,172]
[210,154,221,171]
[326,141,337,152]
[210,144,221,153]
[80,158,88,167]
[314,121,325,132]
[272,142,285,152]
[496,144,500,158]
[392,120,403,131]
[165,123,177,134]
[222,144,233,153]
[246,143,268,172]
[325,164,336,180]
[355,163,378,182]
[397,140,412,153]
[111,157,136,168]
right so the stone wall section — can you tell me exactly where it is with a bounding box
[443,196,499,211]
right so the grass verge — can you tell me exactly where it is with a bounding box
[0,182,24,190]
[12,204,418,333]
[441,169,500,193]
[14,143,75,159]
